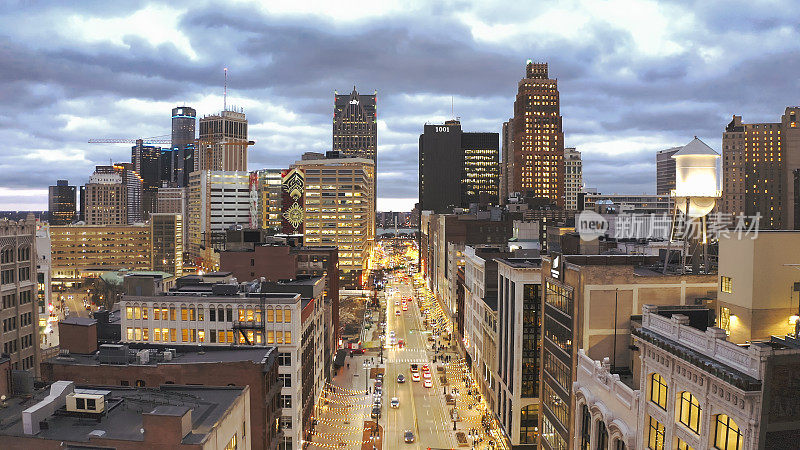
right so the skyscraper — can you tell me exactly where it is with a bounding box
[333,87,377,203]
[198,110,248,172]
[84,170,127,226]
[500,119,514,203]
[293,155,375,288]
[333,87,377,161]
[132,140,161,218]
[48,180,76,225]
[722,107,800,229]
[419,121,499,213]
[512,61,565,207]
[172,106,196,187]
[656,146,681,195]
[563,147,582,210]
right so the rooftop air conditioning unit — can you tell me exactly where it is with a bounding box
[66,393,105,414]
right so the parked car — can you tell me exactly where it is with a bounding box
[371,406,381,419]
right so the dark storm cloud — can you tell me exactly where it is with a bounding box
[1,0,799,208]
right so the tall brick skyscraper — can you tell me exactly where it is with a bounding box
[512,61,564,207]
[722,107,800,229]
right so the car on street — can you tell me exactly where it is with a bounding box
[395,310,400,315]
[375,380,382,389]
[395,300,400,306]
[389,330,395,337]
[412,372,421,382]
[397,374,405,383]
[371,406,381,419]
[422,364,429,372]
[402,303,408,311]
[423,371,431,379]
[391,397,399,408]
[410,363,419,373]
[404,430,415,443]
[424,378,432,388]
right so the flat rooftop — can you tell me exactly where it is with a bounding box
[46,345,277,368]
[495,257,542,269]
[0,384,245,445]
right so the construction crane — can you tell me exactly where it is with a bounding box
[88,135,171,145]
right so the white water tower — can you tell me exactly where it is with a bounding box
[663,137,720,274]
[672,137,720,218]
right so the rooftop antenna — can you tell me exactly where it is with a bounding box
[223,67,228,112]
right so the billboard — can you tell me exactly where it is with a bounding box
[281,168,305,234]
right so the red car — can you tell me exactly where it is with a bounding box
[350,348,365,355]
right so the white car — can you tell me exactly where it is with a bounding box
[424,379,432,388]
[391,397,399,408]
[395,300,400,306]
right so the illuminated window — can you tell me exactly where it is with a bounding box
[268,331,274,344]
[181,307,188,321]
[126,307,133,320]
[142,328,149,341]
[126,327,134,340]
[720,307,732,336]
[170,328,177,342]
[721,276,733,293]
[198,330,205,343]
[134,307,141,320]
[714,415,742,450]
[678,391,702,434]
[181,328,189,342]
[677,438,694,450]
[154,329,161,342]
[267,309,274,322]
[284,309,291,322]
[276,309,283,323]
[285,331,292,344]
[650,373,668,410]
[647,416,665,450]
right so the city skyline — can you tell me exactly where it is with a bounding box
[2,1,799,212]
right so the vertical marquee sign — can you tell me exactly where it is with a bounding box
[281,168,305,234]
[248,172,259,229]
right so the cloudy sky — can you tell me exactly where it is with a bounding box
[1,0,798,211]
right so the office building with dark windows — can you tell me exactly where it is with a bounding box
[656,146,681,195]
[419,120,499,213]
[333,87,377,162]
[501,119,514,203]
[512,61,565,206]
[47,180,76,225]
[132,139,162,218]
[494,257,542,448]
[172,106,197,187]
